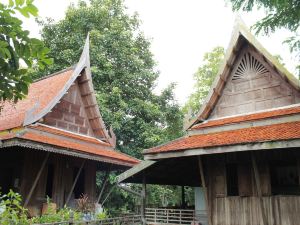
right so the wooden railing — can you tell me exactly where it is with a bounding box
[145,208,207,225]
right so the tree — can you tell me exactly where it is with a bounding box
[32,0,184,212]
[226,0,300,73]
[183,47,225,117]
[33,0,183,159]
[0,0,52,102]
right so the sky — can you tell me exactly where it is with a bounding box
[21,0,298,105]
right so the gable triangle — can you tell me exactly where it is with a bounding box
[186,17,300,129]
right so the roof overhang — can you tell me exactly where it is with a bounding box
[0,138,134,168]
[144,139,300,160]
[118,140,300,186]
[118,157,202,186]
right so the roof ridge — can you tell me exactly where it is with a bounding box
[34,65,76,82]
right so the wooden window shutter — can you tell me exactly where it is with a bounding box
[238,164,252,196]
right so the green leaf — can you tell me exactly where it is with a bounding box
[26,4,38,16]
[3,48,12,58]
[42,57,53,65]
[8,0,14,7]
[18,7,30,18]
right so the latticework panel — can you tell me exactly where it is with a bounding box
[232,52,269,81]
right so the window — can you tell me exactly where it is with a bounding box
[270,161,299,195]
[226,164,239,196]
[46,164,54,198]
[73,167,85,198]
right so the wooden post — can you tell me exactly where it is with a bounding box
[141,175,146,225]
[251,152,268,225]
[181,185,185,208]
[97,170,110,203]
[65,160,86,206]
[24,152,50,207]
[101,185,115,206]
[197,156,212,225]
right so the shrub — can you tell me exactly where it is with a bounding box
[0,190,29,225]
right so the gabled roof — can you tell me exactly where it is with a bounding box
[0,68,74,131]
[186,18,300,129]
[0,35,138,167]
[0,124,138,167]
[0,35,114,145]
[144,121,300,156]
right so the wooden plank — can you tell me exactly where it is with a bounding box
[65,160,86,206]
[197,156,212,225]
[24,152,50,207]
[251,152,268,225]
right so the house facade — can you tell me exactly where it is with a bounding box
[0,36,138,216]
[118,20,300,225]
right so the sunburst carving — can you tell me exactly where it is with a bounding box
[232,52,269,81]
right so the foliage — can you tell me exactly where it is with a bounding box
[31,0,183,159]
[147,185,194,208]
[76,194,94,214]
[0,0,52,102]
[32,0,184,213]
[96,209,108,220]
[30,206,82,224]
[183,47,225,117]
[226,0,300,74]
[0,190,29,225]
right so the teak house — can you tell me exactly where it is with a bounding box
[0,37,138,216]
[118,20,300,225]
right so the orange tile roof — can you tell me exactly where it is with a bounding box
[0,69,74,131]
[30,125,111,147]
[144,121,300,154]
[21,131,138,165]
[191,105,300,130]
[0,127,139,166]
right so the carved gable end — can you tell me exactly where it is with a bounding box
[210,46,300,119]
[42,80,95,136]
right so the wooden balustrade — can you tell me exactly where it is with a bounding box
[145,208,207,225]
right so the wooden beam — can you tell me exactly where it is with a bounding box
[197,156,212,225]
[97,170,110,203]
[81,91,93,97]
[117,184,142,197]
[65,160,86,206]
[89,116,101,121]
[251,152,268,225]
[78,78,90,84]
[181,186,185,208]
[24,152,50,207]
[101,185,115,206]
[85,104,97,109]
[141,175,146,225]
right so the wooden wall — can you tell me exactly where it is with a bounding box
[210,46,300,119]
[205,149,300,225]
[212,196,300,225]
[0,148,97,216]
[42,81,94,136]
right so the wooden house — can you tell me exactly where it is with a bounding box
[0,36,138,215]
[118,19,300,225]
